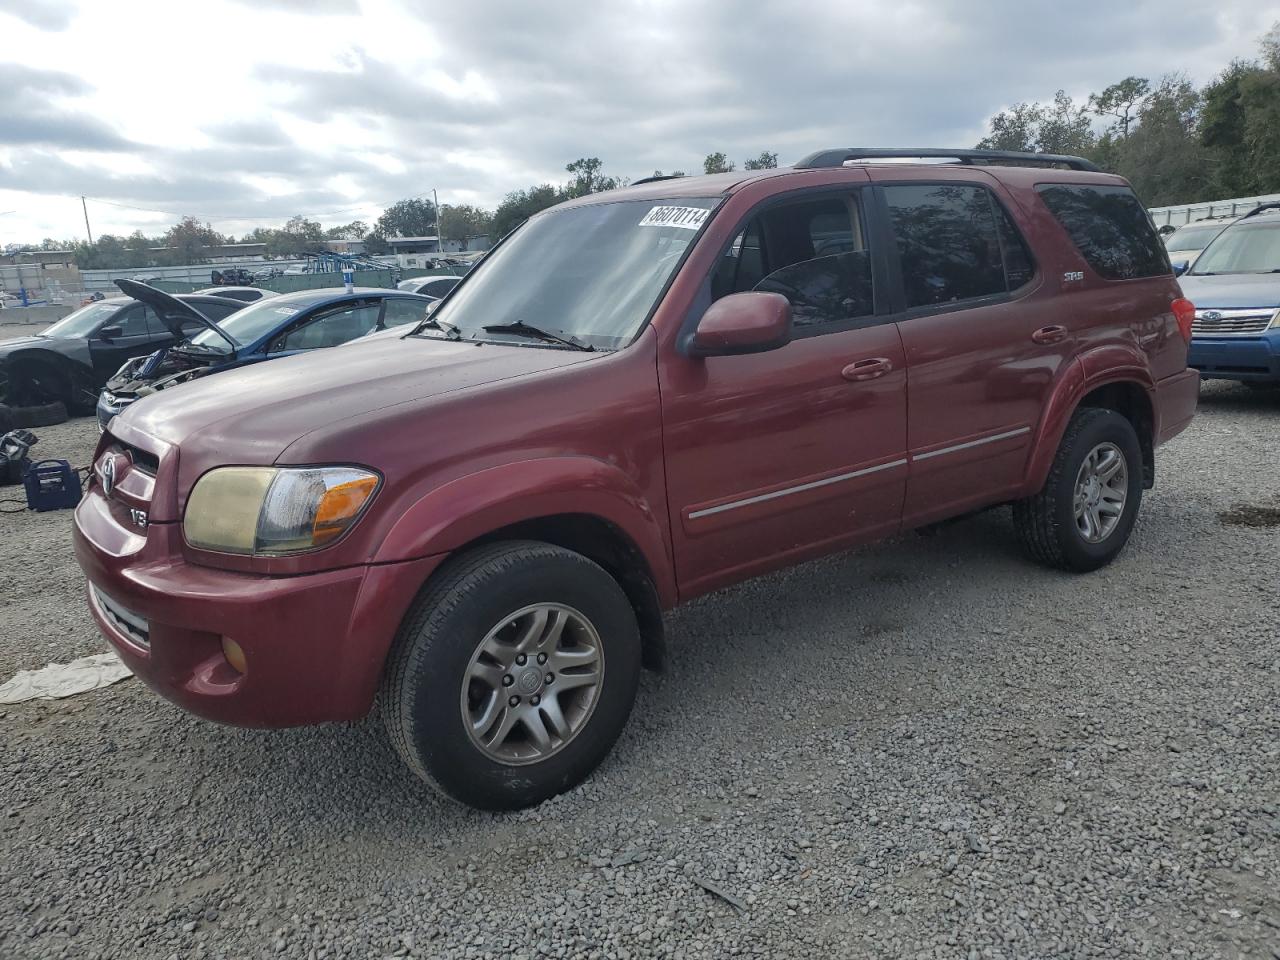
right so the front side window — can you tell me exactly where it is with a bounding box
[883,184,1014,308]
[114,305,150,337]
[273,303,380,351]
[432,197,718,350]
[712,193,874,330]
[1189,220,1280,276]
[381,298,431,328]
[1036,183,1169,280]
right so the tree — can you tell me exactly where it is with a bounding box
[564,157,619,198]
[438,204,493,248]
[978,91,1093,156]
[742,151,778,170]
[163,216,225,264]
[324,220,368,241]
[976,102,1043,151]
[703,152,735,174]
[373,197,438,239]
[650,169,686,178]
[1089,77,1151,138]
[1113,75,1212,205]
[489,184,561,240]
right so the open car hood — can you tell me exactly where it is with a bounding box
[113,279,239,353]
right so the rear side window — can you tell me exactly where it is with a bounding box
[883,184,1031,309]
[1036,184,1169,280]
[199,300,244,322]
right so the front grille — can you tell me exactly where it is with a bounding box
[1192,309,1275,337]
[91,586,150,649]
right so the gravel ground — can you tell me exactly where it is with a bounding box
[2,384,1278,960]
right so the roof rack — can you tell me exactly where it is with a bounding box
[1239,201,1280,220]
[631,174,687,186]
[793,147,1100,173]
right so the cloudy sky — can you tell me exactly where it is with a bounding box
[1,0,1277,245]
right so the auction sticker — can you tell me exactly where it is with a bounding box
[639,206,709,230]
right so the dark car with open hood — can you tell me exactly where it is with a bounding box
[75,147,1199,811]
[97,282,435,430]
[0,291,244,413]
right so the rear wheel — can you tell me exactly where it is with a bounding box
[380,541,641,810]
[1013,408,1143,572]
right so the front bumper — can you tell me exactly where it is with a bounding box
[96,393,135,432]
[73,491,443,727]
[1188,333,1280,382]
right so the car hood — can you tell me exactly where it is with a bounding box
[118,334,597,459]
[1178,273,1280,310]
[0,334,88,363]
[114,279,238,350]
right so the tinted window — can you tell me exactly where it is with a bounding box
[274,303,380,351]
[114,305,150,337]
[419,277,461,296]
[381,298,431,328]
[1036,184,1169,280]
[42,301,122,338]
[197,300,243,322]
[994,202,1036,289]
[713,194,873,329]
[884,184,1009,308]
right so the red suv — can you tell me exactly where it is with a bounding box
[74,148,1199,809]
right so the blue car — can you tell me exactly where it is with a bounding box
[1180,203,1280,388]
[97,280,435,429]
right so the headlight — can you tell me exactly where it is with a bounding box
[1270,308,1280,330]
[184,466,380,555]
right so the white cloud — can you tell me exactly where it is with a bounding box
[0,0,1278,243]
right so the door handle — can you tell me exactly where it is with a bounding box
[1032,324,1068,345]
[841,357,893,382]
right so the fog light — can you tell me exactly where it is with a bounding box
[221,637,248,674]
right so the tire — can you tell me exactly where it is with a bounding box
[8,400,68,428]
[0,404,14,434]
[1242,381,1279,392]
[380,540,642,810]
[1013,408,1143,573]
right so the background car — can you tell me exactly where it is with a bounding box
[1164,217,1235,272]
[0,291,245,412]
[1180,204,1280,387]
[396,275,462,298]
[97,283,435,428]
[192,286,276,303]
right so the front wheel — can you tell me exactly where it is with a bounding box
[1013,408,1143,572]
[380,541,641,810]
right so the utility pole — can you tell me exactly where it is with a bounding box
[81,196,93,245]
[433,188,443,252]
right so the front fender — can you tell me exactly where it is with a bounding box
[372,457,676,606]
[1023,345,1156,493]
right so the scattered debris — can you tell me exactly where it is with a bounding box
[0,653,132,704]
[690,876,747,914]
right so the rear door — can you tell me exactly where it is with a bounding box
[659,183,909,597]
[869,169,1068,527]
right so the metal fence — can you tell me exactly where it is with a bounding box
[1148,193,1280,227]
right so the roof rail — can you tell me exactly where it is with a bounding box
[1240,201,1280,220]
[631,174,687,186]
[794,147,1101,173]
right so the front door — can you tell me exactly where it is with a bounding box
[658,187,908,598]
[88,304,161,381]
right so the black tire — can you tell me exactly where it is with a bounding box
[0,404,14,434]
[1012,408,1143,573]
[1242,381,1279,392]
[380,540,642,810]
[9,400,68,428]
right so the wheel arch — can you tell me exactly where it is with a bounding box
[1026,353,1157,492]
[372,458,675,670]
[1,348,89,406]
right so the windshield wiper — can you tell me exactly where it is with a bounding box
[480,320,595,352]
[173,341,229,356]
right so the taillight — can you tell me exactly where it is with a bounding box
[1172,298,1195,342]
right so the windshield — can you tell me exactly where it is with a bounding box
[1165,223,1223,252]
[189,299,302,348]
[432,197,718,350]
[1190,220,1280,275]
[41,301,122,339]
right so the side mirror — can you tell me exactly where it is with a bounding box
[425,300,440,315]
[1172,260,1190,277]
[98,325,123,340]
[687,291,792,358]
